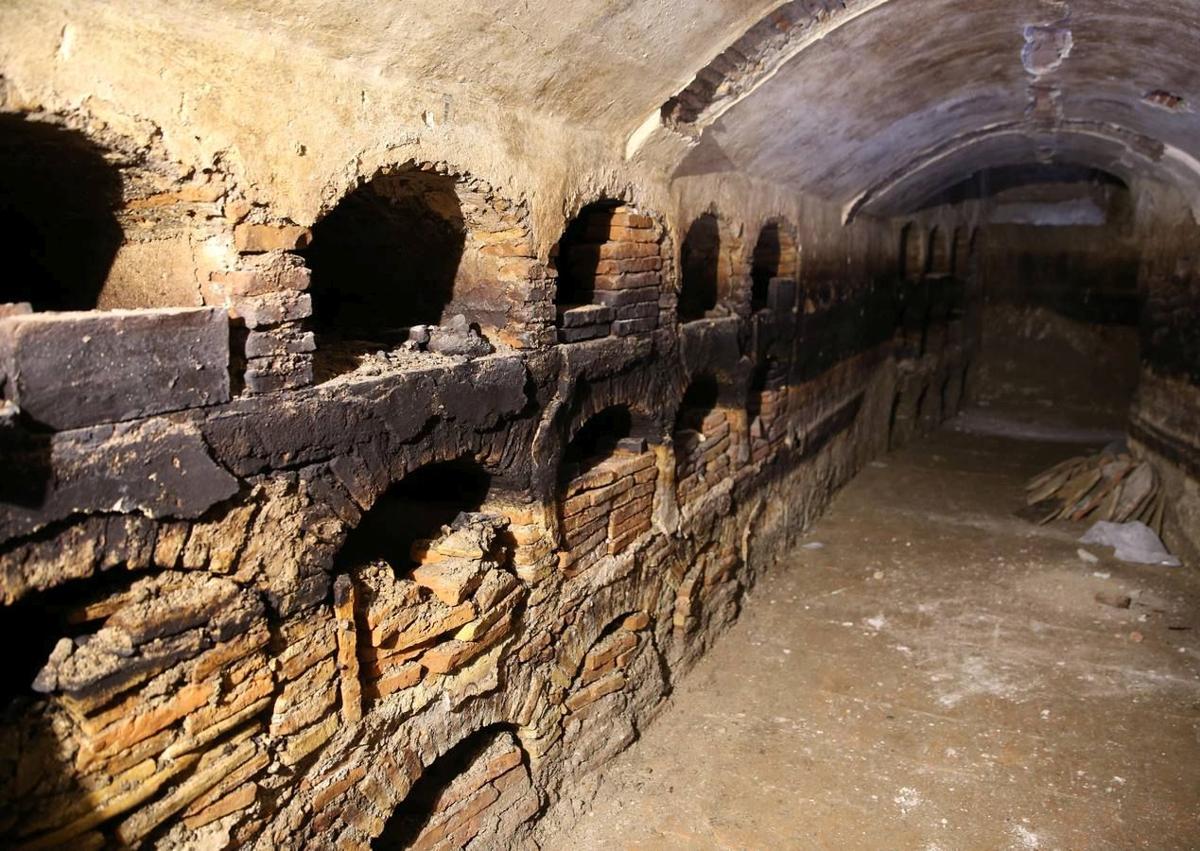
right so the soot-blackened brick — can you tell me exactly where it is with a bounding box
[0,308,230,431]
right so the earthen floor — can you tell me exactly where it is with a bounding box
[536,412,1200,850]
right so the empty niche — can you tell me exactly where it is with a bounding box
[673,375,733,504]
[926,226,949,276]
[0,114,123,310]
[334,459,523,706]
[950,226,970,278]
[677,212,726,322]
[373,725,538,850]
[552,201,661,343]
[302,164,525,380]
[558,405,657,577]
[899,222,923,282]
[337,459,493,573]
[749,219,798,312]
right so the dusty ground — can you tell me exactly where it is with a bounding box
[534,412,1200,850]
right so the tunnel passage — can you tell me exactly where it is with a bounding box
[964,166,1143,426]
[0,114,124,311]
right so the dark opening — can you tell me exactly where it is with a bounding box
[336,458,491,572]
[750,222,783,311]
[678,213,722,321]
[926,227,947,275]
[0,567,165,707]
[888,390,903,448]
[899,223,920,282]
[561,406,634,483]
[553,200,622,310]
[0,114,123,311]
[675,375,721,434]
[950,226,969,278]
[302,166,466,351]
[374,725,524,850]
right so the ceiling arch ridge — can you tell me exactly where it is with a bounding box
[626,0,899,160]
[843,119,1200,223]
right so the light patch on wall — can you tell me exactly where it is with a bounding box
[991,199,1106,227]
[1022,24,1073,77]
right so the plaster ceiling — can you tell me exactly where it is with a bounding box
[637,0,1200,218]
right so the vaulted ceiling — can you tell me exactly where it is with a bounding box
[6,0,1198,220]
[635,0,1200,218]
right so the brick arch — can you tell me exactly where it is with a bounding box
[373,722,540,850]
[300,160,543,381]
[678,209,740,322]
[550,198,667,343]
[749,216,800,313]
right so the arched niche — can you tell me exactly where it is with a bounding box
[673,374,735,504]
[331,456,521,708]
[374,724,537,849]
[899,222,924,282]
[302,164,532,378]
[749,219,799,312]
[926,226,950,276]
[558,404,659,577]
[0,114,123,311]
[747,355,788,462]
[552,200,663,343]
[950,226,970,278]
[336,458,494,573]
[678,212,733,322]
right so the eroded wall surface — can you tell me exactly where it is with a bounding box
[0,110,981,851]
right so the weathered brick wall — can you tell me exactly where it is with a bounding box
[0,116,977,849]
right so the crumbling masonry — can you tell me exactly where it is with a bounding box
[2,0,1200,848]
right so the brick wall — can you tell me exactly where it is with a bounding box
[0,159,977,848]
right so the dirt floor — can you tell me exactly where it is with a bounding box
[534,411,1200,850]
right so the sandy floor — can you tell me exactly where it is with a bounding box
[535,413,1200,850]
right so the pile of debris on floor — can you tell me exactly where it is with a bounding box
[1024,442,1165,532]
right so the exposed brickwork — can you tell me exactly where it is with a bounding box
[0,142,975,850]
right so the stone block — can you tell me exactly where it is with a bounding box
[557,324,610,344]
[592,287,658,308]
[612,317,657,336]
[205,264,311,301]
[615,301,659,321]
[592,271,661,291]
[557,304,613,328]
[233,223,312,253]
[244,354,313,394]
[244,326,316,358]
[768,277,797,313]
[229,292,312,329]
[0,308,230,430]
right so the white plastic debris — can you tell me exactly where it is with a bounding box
[1077,548,1099,564]
[801,541,825,550]
[1079,521,1181,567]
